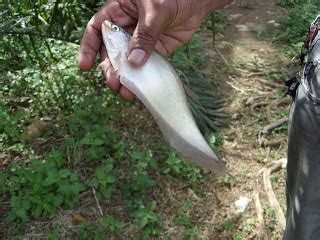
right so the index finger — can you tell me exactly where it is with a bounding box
[78,4,110,71]
[78,1,137,71]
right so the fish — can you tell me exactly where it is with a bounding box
[101,20,226,175]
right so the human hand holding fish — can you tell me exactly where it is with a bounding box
[78,0,232,100]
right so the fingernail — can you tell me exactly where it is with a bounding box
[128,49,146,65]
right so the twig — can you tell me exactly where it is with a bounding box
[226,81,246,94]
[254,191,269,240]
[248,70,281,77]
[261,138,286,148]
[263,163,286,230]
[261,117,289,134]
[92,188,104,216]
[256,78,284,89]
[250,102,269,115]
[215,47,229,66]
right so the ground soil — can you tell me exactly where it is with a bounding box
[196,0,291,239]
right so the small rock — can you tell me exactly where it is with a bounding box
[232,112,242,120]
[245,96,255,106]
[72,212,85,225]
[235,196,250,213]
[235,24,249,32]
[217,41,233,50]
[267,20,280,27]
[228,13,242,20]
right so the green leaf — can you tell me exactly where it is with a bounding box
[88,178,98,187]
[93,138,104,146]
[53,195,63,207]
[105,175,116,183]
[58,169,71,178]
[43,172,58,186]
[16,208,27,220]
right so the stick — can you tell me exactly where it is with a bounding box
[92,188,104,216]
[215,47,230,66]
[250,102,269,115]
[254,191,269,240]
[226,81,246,94]
[261,138,286,148]
[263,163,286,230]
[261,117,289,134]
[256,78,284,89]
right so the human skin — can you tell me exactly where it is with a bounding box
[78,0,233,100]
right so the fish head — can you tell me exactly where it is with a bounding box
[101,20,131,70]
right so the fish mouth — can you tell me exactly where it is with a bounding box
[102,20,115,32]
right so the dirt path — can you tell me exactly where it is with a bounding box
[198,0,291,239]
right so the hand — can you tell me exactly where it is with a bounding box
[78,0,232,100]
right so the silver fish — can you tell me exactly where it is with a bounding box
[101,20,226,174]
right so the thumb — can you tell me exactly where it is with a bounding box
[127,4,169,66]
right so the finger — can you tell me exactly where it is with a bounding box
[79,1,135,71]
[98,59,121,92]
[127,1,172,66]
[107,70,121,91]
[79,5,110,71]
[100,44,108,61]
[120,86,134,101]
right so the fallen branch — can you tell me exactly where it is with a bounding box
[263,163,286,230]
[254,191,269,240]
[92,188,104,216]
[261,117,289,135]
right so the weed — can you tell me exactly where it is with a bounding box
[218,174,237,188]
[132,200,161,237]
[98,216,125,234]
[274,3,318,51]
[4,150,85,221]
[87,158,116,199]
[173,199,193,227]
[184,227,199,239]
[234,232,244,240]
[265,208,276,218]
[220,220,236,231]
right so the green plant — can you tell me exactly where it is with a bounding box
[45,228,60,240]
[274,3,318,45]
[234,232,244,240]
[277,0,316,7]
[77,221,105,240]
[218,174,237,188]
[220,220,236,231]
[87,159,116,199]
[5,150,85,221]
[162,151,203,183]
[265,208,276,218]
[173,199,193,227]
[132,201,161,237]
[0,102,24,144]
[98,216,125,234]
[184,227,199,239]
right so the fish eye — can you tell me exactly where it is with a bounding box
[112,25,120,31]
